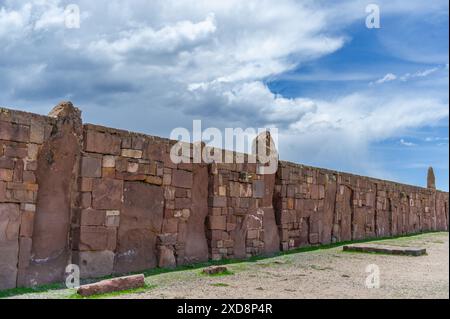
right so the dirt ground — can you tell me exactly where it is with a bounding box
[6,232,449,299]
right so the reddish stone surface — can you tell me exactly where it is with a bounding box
[22,103,82,287]
[0,105,448,290]
[92,178,123,210]
[114,182,164,274]
[77,274,145,297]
[0,203,20,290]
[172,169,193,189]
[84,130,121,155]
[180,165,209,264]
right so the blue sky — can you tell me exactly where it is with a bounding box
[0,0,449,190]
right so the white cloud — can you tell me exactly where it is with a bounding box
[400,139,416,147]
[371,73,397,85]
[0,0,448,181]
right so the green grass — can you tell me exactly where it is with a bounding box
[0,231,445,298]
[0,282,65,299]
[69,284,157,299]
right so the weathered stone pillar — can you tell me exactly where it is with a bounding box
[427,166,436,190]
[18,102,83,287]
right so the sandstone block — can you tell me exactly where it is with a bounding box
[102,155,115,168]
[0,157,15,169]
[172,170,193,188]
[208,215,227,230]
[5,146,28,158]
[0,121,29,143]
[74,250,115,279]
[81,156,102,178]
[122,149,143,159]
[162,218,178,233]
[175,197,191,209]
[145,175,162,185]
[79,226,116,251]
[0,168,13,182]
[0,203,20,290]
[30,121,45,144]
[202,265,228,275]
[158,246,176,268]
[85,130,121,155]
[20,211,35,237]
[209,196,227,207]
[81,209,106,226]
[18,237,32,268]
[253,180,265,198]
[92,178,123,210]
[105,210,120,227]
[77,274,145,297]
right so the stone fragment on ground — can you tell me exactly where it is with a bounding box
[343,244,426,256]
[77,274,145,297]
[202,265,228,275]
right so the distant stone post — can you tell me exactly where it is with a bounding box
[427,166,436,189]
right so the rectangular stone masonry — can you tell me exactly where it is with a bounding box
[0,106,448,292]
[85,130,121,155]
[172,170,193,188]
[343,244,427,256]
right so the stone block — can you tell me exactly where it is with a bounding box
[30,121,45,144]
[5,146,28,158]
[105,210,120,227]
[92,178,123,210]
[158,246,176,268]
[0,203,20,290]
[81,156,102,178]
[102,155,115,168]
[162,218,178,233]
[202,265,228,275]
[0,168,13,182]
[81,209,106,226]
[20,211,35,237]
[85,130,121,155]
[74,250,115,279]
[175,197,190,209]
[79,226,116,251]
[122,149,143,159]
[80,178,93,192]
[145,175,162,185]
[253,180,265,198]
[18,237,32,268]
[208,215,227,230]
[77,274,145,297]
[172,170,193,189]
[209,196,227,207]
[0,121,29,143]
[0,157,15,169]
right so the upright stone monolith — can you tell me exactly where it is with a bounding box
[427,166,436,189]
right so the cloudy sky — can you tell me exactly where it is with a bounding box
[1,0,448,190]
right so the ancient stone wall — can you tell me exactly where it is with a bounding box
[0,104,448,290]
[275,161,449,251]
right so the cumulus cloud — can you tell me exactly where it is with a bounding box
[0,0,448,181]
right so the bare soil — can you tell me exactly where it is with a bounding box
[6,232,449,299]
